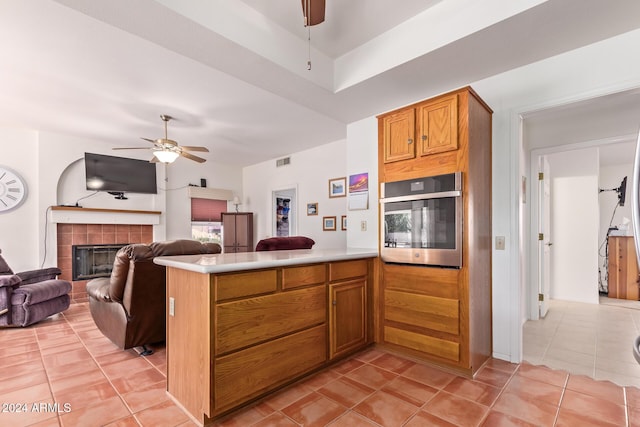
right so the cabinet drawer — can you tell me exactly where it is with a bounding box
[329,259,368,282]
[215,269,277,301]
[214,325,327,413]
[384,326,459,362]
[282,264,326,290]
[383,263,459,299]
[385,290,459,335]
[215,285,326,355]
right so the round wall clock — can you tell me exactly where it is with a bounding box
[0,166,27,212]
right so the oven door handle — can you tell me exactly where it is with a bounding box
[380,190,461,204]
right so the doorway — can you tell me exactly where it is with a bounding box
[272,187,297,237]
[520,88,640,381]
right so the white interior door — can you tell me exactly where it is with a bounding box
[538,156,552,317]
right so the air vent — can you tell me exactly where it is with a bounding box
[276,157,291,167]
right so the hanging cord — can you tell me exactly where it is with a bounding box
[598,200,620,293]
[40,206,52,268]
[307,24,312,70]
[74,190,99,207]
[304,0,312,70]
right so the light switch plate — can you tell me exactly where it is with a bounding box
[169,297,175,317]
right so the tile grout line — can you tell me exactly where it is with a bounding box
[34,325,63,427]
[60,307,144,426]
[476,361,521,426]
[551,368,570,426]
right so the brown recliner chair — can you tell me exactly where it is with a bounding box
[0,249,71,327]
[87,239,221,353]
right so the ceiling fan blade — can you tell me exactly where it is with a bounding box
[180,151,206,163]
[113,147,151,150]
[141,137,158,144]
[301,0,325,26]
[180,146,209,152]
[150,156,159,163]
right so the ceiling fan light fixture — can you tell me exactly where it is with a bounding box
[153,149,180,163]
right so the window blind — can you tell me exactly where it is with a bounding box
[191,198,227,222]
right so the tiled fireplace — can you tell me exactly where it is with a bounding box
[57,223,154,303]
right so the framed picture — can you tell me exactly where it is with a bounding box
[307,202,318,216]
[323,216,336,231]
[341,215,347,231]
[328,177,347,198]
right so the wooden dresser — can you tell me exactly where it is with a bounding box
[608,236,640,300]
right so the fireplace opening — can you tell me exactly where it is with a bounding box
[72,244,127,281]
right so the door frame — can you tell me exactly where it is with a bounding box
[271,184,298,237]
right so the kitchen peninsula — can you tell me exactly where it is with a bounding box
[154,248,377,425]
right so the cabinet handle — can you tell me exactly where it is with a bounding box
[422,135,427,141]
[407,139,413,144]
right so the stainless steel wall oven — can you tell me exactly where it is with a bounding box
[380,172,462,267]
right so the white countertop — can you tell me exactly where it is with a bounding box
[153,248,378,274]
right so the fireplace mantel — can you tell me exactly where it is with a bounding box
[50,206,161,225]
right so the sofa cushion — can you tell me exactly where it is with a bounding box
[255,236,315,251]
[150,239,222,256]
[13,294,70,327]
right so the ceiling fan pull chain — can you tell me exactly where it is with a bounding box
[307,26,312,70]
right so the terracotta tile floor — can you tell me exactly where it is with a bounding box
[2,302,639,427]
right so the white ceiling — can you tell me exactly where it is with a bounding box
[2,0,640,167]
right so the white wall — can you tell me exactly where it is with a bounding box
[0,129,40,272]
[548,149,599,304]
[243,140,348,249]
[346,117,379,249]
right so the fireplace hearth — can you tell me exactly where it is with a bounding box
[72,244,127,281]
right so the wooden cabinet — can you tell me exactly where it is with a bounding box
[221,212,253,253]
[381,93,458,164]
[382,109,415,163]
[608,236,640,300]
[166,257,373,423]
[329,260,368,360]
[377,87,492,377]
[417,94,458,156]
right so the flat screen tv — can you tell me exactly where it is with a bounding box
[618,176,627,206]
[85,152,157,194]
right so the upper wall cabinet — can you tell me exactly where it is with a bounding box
[382,109,415,163]
[417,94,458,156]
[381,93,458,164]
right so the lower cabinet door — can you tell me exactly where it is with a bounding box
[329,279,366,359]
[214,325,327,414]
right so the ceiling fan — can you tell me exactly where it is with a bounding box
[301,0,325,26]
[114,114,208,163]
